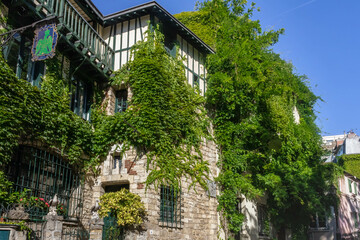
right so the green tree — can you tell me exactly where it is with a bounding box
[177,0,340,238]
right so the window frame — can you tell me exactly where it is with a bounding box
[349,178,353,194]
[159,185,182,228]
[114,89,128,114]
[310,212,328,230]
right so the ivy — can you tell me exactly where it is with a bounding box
[177,0,341,238]
[338,154,360,178]
[0,53,93,169]
[0,27,210,190]
[92,28,211,189]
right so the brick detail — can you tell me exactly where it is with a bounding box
[125,160,137,175]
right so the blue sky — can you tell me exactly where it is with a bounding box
[93,0,360,136]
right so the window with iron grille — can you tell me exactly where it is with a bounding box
[6,146,83,221]
[115,89,128,114]
[159,185,181,228]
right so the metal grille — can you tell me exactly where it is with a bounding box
[102,215,125,240]
[7,146,83,221]
[115,89,128,114]
[159,185,181,228]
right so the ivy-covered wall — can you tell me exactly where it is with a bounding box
[176,1,341,238]
[339,154,360,179]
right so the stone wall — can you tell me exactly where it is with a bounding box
[83,136,220,239]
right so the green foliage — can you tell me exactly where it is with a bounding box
[98,189,147,228]
[339,154,360,178]
[0,26,210,190]
[178,0,340,237]
[175,11,216,49]
[93,28,211,189]
[0,171,15,204]
[0,54,93,169]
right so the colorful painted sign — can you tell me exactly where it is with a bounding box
[31,24,58,61]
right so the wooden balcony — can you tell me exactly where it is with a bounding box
[30,0,114,75]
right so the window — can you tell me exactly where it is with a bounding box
[3,33,45,87]
[115,89,128,114]
[193,74,199,87]
[258,205,269,236]
[70,77,93,121]
[104,184,129,193]
[352,212,359,229]
[159,185,181,228]
[348,178,358,195]
[349,178,353,193]
[113,155,122,169]
[29,61,45,88]
[355,182,358,195]
[310,212,327,229]
[7,146,83,220]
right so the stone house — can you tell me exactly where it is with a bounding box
[0,0,282,239]
[0,0,223,239]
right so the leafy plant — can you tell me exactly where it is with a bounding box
[98,189,147,228]
[338,154,360,178]
[0,171,15,204]
[177,0,341,238]
[92,27,211,189]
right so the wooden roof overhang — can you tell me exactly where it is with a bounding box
[74,1,215,55]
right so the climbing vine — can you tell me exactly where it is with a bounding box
[0,27,210,190]
[92,28,211,189]
[0,53,93,169]
[338,154,360,178]
[177,0,341,238]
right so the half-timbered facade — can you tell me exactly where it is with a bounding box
[1,0,219,239]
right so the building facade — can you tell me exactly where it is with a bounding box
[0,0,224,239]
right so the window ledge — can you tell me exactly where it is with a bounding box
[308,228,330,232]
[158,221,183,229]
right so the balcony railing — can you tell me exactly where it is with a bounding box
[35,0,114,72]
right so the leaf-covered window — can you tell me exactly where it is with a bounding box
[193,74,199,87]
[115,89,128,114]
[159,185,181,228]
[70,77,92,121]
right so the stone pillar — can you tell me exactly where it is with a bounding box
[43,194,63,240]
[5,204,29,240]
[89,218,104,240]
[43,215,63,240]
